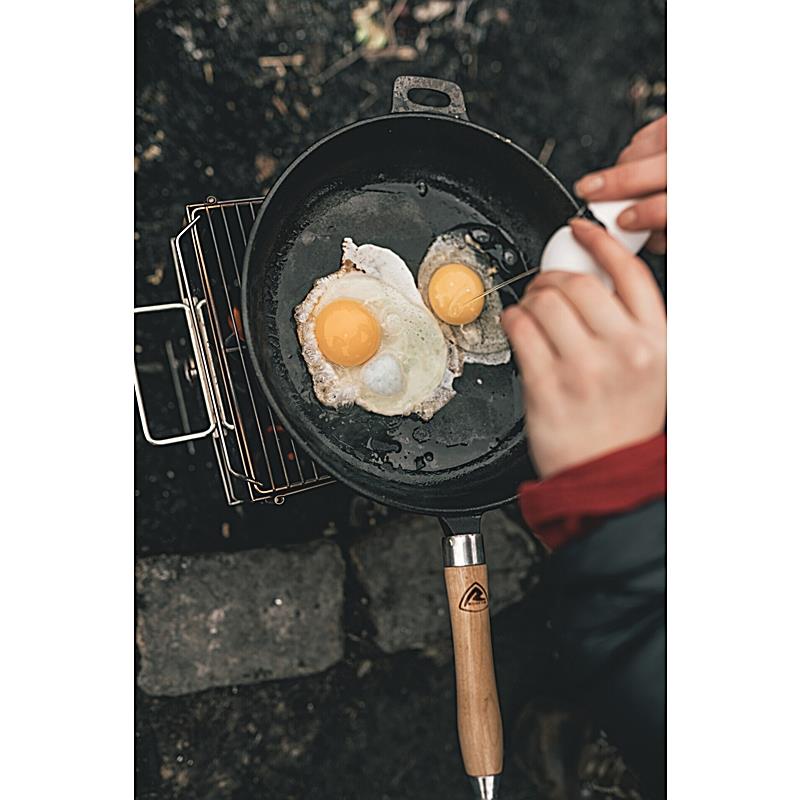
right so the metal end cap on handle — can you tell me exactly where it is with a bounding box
[470,774,501,800]
[442,533,485,567]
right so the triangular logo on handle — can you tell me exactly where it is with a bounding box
[459,581,489,613]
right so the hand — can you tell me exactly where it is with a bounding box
[501,218,666,478]
[574,115,667,254]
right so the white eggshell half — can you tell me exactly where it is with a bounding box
[539,226,614,290]
[588,200,650,253]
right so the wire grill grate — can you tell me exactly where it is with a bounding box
[165,195,334,505]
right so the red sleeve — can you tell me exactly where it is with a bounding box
[519,433,666,552]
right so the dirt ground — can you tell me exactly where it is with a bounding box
[135,1,665,798]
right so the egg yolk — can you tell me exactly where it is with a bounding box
[427,263,485,325]
[314,299,381,367]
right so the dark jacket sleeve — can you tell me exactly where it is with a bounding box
[545,499,665,799]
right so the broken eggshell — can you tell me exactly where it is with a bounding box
[539,199,651,290]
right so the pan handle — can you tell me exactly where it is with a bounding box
[391,75,469,120]
[441,520,503,798]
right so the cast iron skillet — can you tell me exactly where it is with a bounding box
[242,76,577,532]
[243,75,580,793]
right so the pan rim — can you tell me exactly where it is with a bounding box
[242,111,576,517]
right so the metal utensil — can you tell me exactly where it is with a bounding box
[469,266,541,304]
[468,204,608,304]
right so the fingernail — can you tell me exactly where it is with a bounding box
[574,174,605,197]
[617,208,637,228]
[569,217,593,230]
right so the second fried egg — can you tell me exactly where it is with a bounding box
[418,228,511,366]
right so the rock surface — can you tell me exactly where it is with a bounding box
[136,541,345,695]
[350,508,538,653]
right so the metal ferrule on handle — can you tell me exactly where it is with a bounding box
[443,533,485,567]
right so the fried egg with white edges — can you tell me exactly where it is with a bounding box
[294,239,464,420]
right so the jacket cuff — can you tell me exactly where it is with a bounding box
[519,433,666,551]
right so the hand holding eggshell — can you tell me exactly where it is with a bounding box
[502,219,666,477]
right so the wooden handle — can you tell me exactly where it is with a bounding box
[444,564,503,777]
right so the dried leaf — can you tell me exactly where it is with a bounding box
[142,143,162,161]
[255,154,278,183]
[352,0,388,51]
[630,77,652,102]
[145,265,165,286]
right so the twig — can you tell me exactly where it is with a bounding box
[453,0,475,30]
[258,53,306,77]
[413,1,455,23]
[314,0,412,85]
[538,137,557,166]
[385,0,408,34]
[362,45,417,62]
[293,100,311,121]
[358,81,380,112]
[313,45,367,85]
[271,96,289,117]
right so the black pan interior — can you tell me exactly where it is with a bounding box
[243,113,577,514]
